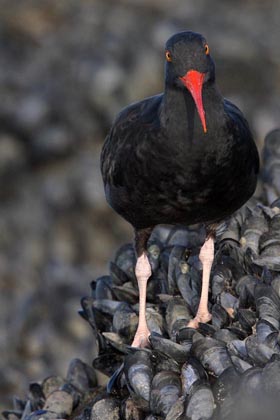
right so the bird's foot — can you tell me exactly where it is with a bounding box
[187,311,212,329]
[131,326,151,348]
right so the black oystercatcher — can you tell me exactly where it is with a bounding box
[101,31,259,347]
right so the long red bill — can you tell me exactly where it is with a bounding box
[179,70,207,133]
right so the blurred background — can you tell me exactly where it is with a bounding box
[0,0,279,409]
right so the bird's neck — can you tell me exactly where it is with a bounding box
[160,82,223,138]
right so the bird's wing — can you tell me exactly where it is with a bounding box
[101,94,163,188]
[223,98,259,173]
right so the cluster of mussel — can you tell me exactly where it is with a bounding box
[4,196,280,420]
[2,358,99,420]
[4,130,280,420]
[78,196,280,420]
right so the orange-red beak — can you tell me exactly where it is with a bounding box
[180,70,207,133]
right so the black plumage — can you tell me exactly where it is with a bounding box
[101,35,259,231]
[101,31,259,346]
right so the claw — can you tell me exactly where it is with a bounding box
[187,312,212,329]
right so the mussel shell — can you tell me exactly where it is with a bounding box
[237,308,256,333]
[213,367,240,405]
[213,329,240,344]
[218,216,240,244]
[102,332,128,353]
[197,322,217,337]
[271,197,280,209]
[255,284,280,328]
[211,265,232,300]
[151,350,181,374]
[219,292,239,315]
[240,223,264,255]
[124,349,153,405]
[230,355,252,373]
[165,396,185,420]
[271,276,280,298]
[176,327,197,351]
[165,297,192,340]
[113,303,138,339]
[227,339,249,361]
[226,326,248,340]
[176,270,197,314]
[147,225,174,249]
[121,396,144,420]
[93,299,122,317]
[166,225,204,248]
[145,307,164,336]
[94,275,114,300]
[114,243,136,282]
[181,357,208,397]
[271,213,280,229]
[28,383,45,410]
[92,352,124,377]
[112,282,139,305]
[66,358,97,393]
[235,275,257,307]
[256,318,278,342]
[150,371,181,417]
[239,366,263,397]
[167,246,186,295]
[149,333,189,363]
[262,357,280,395]
[211,303,230,329]
[185,382,214,420]
[110,261,130,286]
[253,255,280,271]
[212,366,240,418]
[245,334,275,366]
[91,306,113,332]
[263,332,280,352]
[191,336,233,376]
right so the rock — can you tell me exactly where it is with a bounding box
[43,391,73,417]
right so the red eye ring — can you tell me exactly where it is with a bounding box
[165,50,172,62]
[205,44,210,55]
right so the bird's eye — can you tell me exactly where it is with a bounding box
[204,44,210,55]
[165,51,172,62]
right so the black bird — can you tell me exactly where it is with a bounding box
[101,31,259,347]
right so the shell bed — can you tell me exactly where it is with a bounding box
[3,130,280,420]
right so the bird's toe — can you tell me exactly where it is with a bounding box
[131,328,151,348]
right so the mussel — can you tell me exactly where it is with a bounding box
[150,371,182,417]
[191,336,233,376]
[124,349,153,408]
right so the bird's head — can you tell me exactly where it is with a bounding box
[164,31,215,133]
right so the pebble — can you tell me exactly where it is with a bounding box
[43,391,73,417]
[90,398,120,420]
[42,377,66,399]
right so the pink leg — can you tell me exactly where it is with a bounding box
[187,236,214,328]
[131,253,152,348]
